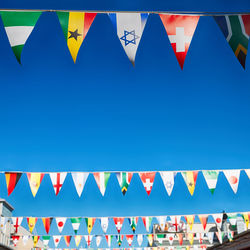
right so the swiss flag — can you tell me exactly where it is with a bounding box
[126,235,134,246]
[113,217,124,233]
[139,172,156,195]
[159,14,199,69]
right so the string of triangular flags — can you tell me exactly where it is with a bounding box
[5,211,249,236]
[0,11,250,68]
[3,169,250,196]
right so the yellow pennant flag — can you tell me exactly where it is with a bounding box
[185,215,195,231]
[27,173,44,197]
[27,217,37,233]
[85,218,96,234]
[33,236,40,247]
[74,235,82,247]
[242,213,250,229]
[147,234,153,246]
[181,171,198,195]
[187,233,194,245]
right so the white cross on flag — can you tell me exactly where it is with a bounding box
[55,217,67,233]
[126,235,134,246]
[49,172,67,195]
[113,217,124,233]
[100,217,109,233]
[224,170,241,193]
[159,14,199,69]
[160,171,176,196]
[53,235,61,247]
[71,172,89,197]
[12,217,23,233]
[139,172,156,195]
[156,216,167,231]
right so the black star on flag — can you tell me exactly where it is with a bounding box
[68,29,82,41]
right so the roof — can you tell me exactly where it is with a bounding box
[0,199,14,212]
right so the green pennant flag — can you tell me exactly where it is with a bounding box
[71,217,82,234]
[202,170,219,194]
[0,11,41,63]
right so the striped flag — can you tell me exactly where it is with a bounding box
[185,215,195,231]
[42,236,50,246]
[187,233,194,245]
[215,231,225,244]
[177,233,183,245]
[202,170,219,194]
[27,217,37,233]
[93,172,111,196]
[214,15,250,68]
[142,216,152,232]
[113,217,124,233]
[109,13,148,64]
[139,172,156,195]
[181,171,198,195]
[71,172,89,197]
[0,11,41,62]
[57,12,96,62]
[147,234,153,246]
[42,217,53,234]
[116,235,123,246]
[198,215,208,230]
[53,235,61,247]
[26,173,44,197]
[116,172,133,195]
[128,217,139,232]
[64,235,72,247]
[71,217,82,234]
[242,212,250,229]
[85,217,96,234]
[105,235,113,247]
[49,172,67,195]
[5,172,22,195]
[32,236,40,247]
[74,235,82,247]
[11,217,23,233]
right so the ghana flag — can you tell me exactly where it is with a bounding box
[57,11,96,62]
[0,11,41,63]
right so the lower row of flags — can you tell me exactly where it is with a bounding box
[11,231,233,248]
[3,211,249,236]
[4,169,250,197]
[0,11,250,68]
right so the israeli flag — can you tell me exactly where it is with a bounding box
[109,13,148,64]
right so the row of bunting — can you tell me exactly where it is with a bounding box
[23,248,208,250]
[0,11,250,68]
[11,231,231,248]
[4,169,250,197]
[5,211,250,235]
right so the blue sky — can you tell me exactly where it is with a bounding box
[0,0,250,247]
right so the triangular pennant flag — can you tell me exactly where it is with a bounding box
[117,235,123,246]
[147,234,153,247]
[0,217,7,233]
[177,233,183,245]
[108,12,148,64]
[227,213,238,229]
[42,236,50,246]
[202,170,219,194]
[53,235,61,247]
[96,236,102,247]
[181,171,198,195]
[215,231,225,244]
[5,172,22,195]
[56,217,67,233]
[198,215,208,230]
[245,169,250,178]
[33,236,40,247]
[137,234,143,246]
[50,172,67,195]
[156,216,167,231]
[206,232,214,244]
[227,230,234,241]
[84,235,93,247]
[0,11,42,63]
[169,216,181,232]
[214,15,250,68]
[22,235,29,246]
[196,233,204,244]
[126,235,134,246]
[224,170,241,193]
[93,172,111,196]
[142,216,153,232]
[116,172,133,195]
[74,235,82,247]
[167,234,175,245]
[71,217,82,234]
[187,233,194,245]
[11,235,20,247]
[139,172,156,195]
[57,12,96,63]
[242,212,250,229]
[12,217,23,233]
[185,215,195,231]
[26,173,44,197]
[159,14,199,69]
[64,236,72,247]
[42,217,53,234]
[85,217,96,234]
[113,217,124,233]
[156,234,165,244]
[105,235,113,247]
[71,172,89,197]
[27,217,37,233]
[212,213,223,228]
[160,171,176,196]
[100,217,109,233]
[128,217,139,232]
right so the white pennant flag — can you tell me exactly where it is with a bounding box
[137,234,143,246]
[0,217,8,233]
[167,233,175,245]
[212,214,223,228]
[53,235,61,247]
[245,169,250,178]
[11,217,23,233]
[55,217,67,233]
[100,217,109,233]
[96,236,102,247]
[160,171,176,196]
[156,216,167,231]
[224,170,240,193]
[22,235,29,246]
[108,13,148,64]
[169,216,181,232]
[49,172,67,195]
[71,172,89,197]
[84,235,93,247]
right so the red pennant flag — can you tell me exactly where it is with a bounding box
[64,235,72,247]
[126,235,134,246]
[12,235,20,246]
[5,172,22,195]
[139,172,156,195]
[113,217,124,233]
[159,14,199,69]
[42,217,53,234]
[199,215,208,230]
[177,233,183,245]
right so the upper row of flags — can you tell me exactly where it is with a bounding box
[4,169,250,197]
[0,11,249,68]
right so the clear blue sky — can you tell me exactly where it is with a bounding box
[0,0,250,248]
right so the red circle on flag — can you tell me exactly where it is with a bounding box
[55,239,59,242]
[169,237,173,240]
[229,176,238,184]
[58,221,63,227]
[216,218,221,223]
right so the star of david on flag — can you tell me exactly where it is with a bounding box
[109,12,148,64]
